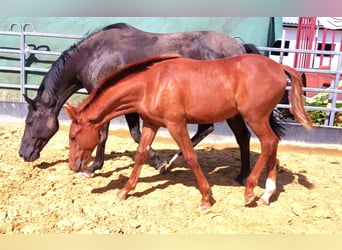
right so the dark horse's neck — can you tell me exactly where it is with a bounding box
[36,50,82,114]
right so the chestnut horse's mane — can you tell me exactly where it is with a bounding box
[77,54,182,113]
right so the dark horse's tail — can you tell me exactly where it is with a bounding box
[269,114,286,139]
[243,43,261,55]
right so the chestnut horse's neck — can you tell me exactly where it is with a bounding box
[79,79,142,127]
[77,54,181,128]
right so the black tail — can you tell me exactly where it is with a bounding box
[301,72,307,96]
[270,112,286,139]
[243,43,261,55]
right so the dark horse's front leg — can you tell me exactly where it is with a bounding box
[83,122,110,176]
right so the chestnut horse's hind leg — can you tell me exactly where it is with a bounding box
[167,122,212,211]
[125,113,167,172]
[244,117,279,206]
[116,123,158,201]
[226,115,251,185]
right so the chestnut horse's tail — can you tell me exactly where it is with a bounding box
[282,65,313,130]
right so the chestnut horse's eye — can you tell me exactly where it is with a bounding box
[70,136,76,142]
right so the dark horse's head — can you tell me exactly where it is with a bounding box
[19,49,78,162]
[19,95,60,161]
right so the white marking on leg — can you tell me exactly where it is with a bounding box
[260,178,276,204]
[168,152,181,166]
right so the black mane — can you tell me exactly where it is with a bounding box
[35,54,67,106]
[73,23,132,50]
[36,23,131,106]
[57,23,132,63]
[102,23,132,31]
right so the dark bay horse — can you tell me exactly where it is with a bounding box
[65,54,312,209]
[19,23,259,180]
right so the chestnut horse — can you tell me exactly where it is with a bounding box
[65,54,312,209]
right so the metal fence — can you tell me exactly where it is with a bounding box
[259,46,342,127]
[0,22,84,102]
[0,22,342,127]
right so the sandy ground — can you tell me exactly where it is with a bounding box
[0,120,341,234]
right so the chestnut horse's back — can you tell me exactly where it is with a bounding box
[144,54,287,124]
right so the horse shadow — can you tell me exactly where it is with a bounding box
[91,147,314,205]
[34,159,69,169]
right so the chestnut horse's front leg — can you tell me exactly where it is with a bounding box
[166,122,213,211]
[125,113,167,172]
[166,124,214,167]
[116,123,158,201]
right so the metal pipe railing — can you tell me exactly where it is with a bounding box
[0,22,83,102]
[259,46,342,127]
[1,22,341,127]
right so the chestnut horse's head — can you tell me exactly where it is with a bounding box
[64,104,100,172]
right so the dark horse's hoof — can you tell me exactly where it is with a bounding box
[156,160,168,175]
[79,166,98,179]
[79,172,95,179]
[234,175,246,186]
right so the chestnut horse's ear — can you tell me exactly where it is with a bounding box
[64,103,78,121]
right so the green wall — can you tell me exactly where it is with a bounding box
[0,17,281,102]
[1,17,279,44]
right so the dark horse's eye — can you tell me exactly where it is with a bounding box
[70,136,76,142]
[26,119,33,126]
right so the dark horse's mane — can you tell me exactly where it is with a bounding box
[76,23,133,47]
[77,54,182,113]
[35,23,133,106]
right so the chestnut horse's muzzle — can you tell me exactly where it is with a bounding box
[68,150,92,173]
[69,158,84,172]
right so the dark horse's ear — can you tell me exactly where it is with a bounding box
[64,103,78,121]
[23,94,36,110]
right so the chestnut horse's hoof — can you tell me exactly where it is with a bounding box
[198,203,212,213]
[115,195,124,202]
[116,190,127,201]
[79,172,95,179]
[244,195,258,207]
[257,198,270,206]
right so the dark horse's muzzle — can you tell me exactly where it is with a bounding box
[19,138,47,162]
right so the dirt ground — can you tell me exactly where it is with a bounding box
[0,121,341,234]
